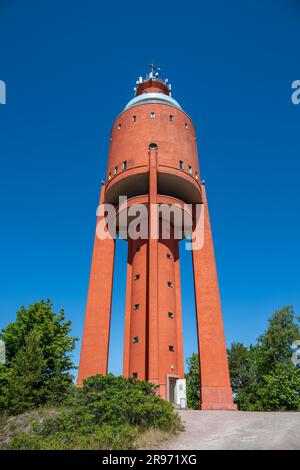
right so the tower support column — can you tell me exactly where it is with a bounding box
[147,145,159,387]
[77,185,115,386]
[192,185,237,410]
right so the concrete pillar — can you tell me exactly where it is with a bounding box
[77,185,115,386]
[192,185,237,410]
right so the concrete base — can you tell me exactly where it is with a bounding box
[200,386,237,410]
[200,402,238,411]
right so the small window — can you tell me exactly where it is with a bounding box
[108,173,111,181]
[166,253,172,260]
[132,115,136,122]
[133,336,139,343]
[179,160,184,170]
[122,161,127,170]
[188,165,193,174]
[167,281,173,288]
[185,123,189,129]
[118,123,122,130]
[134,274,140,281]
[169,345,174,352]
[195,171,198,180]
[149,142,158,150]
[169,115,174,122]
[150,112,155,119]
[131,372,138,379]
[168,312,174,319]
[133,304,140,310]
[114,166,118,175]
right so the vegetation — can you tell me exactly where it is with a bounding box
[0,375,181,450]
[0,301,181,449]
[0,300,77,415]
[185,353,200,409]
[186,306,300,411]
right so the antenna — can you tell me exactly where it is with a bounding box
[149,63,161,79]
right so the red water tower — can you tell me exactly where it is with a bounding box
[77,68,236,410]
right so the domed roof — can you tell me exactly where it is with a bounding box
[124,92,182,111]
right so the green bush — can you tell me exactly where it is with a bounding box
[3,374,181,450]
[5,424,138,450]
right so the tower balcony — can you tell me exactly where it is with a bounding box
[105,165,202,206]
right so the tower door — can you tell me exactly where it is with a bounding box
[168,377,177,404]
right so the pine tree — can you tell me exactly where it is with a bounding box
[7,329,47,414]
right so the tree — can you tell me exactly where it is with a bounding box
[227,342,254,393]
[228,306,300,411]
[257,362,300,411]
[0,300,77,414]
[186,307,300,411]
[7,329,47,414]
[255,306,300,376]
[185,353,200,409]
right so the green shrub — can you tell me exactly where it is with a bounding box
[3,375,181,450]
[4,424,138,450]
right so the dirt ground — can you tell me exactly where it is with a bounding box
[160,410,300,450]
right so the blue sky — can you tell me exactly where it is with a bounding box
[0,0,299,375]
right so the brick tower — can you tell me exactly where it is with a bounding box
[78,68,236,410]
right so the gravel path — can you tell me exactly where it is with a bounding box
[163,410,300,450]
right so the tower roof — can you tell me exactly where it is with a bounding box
[125,66,182,111]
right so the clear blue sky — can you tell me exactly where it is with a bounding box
[0,0,299,375]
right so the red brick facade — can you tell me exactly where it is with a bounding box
[77,77,236,409]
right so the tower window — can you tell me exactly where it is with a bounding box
[118,123,122,130]
[169,345,174,352]
[133,336,139,343]
[167,281,173,288]
[166,253,172,260]
[132,115,136,122]
[108,173,111,181]
[195,171,198,180]
[131,372,138,379]
[169,115,174,122]
[188,165,193,174]
[122,161,127,170]
[185,123,189,129]
[133,304,140,310]
[150,112,155,119]
[168,312,174,319]
[114,166,118,175]
[134,274,140,281]
[149,142,158,150]
[179,160,184,170]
